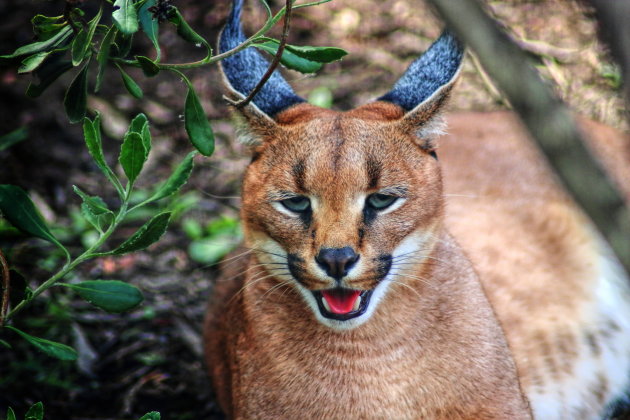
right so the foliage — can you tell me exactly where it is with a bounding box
[5,402,160,420]
[0,0,347,416]
[0,113,191,359]
[0,0,345,154]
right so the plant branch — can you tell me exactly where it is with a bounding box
[5,201,130,321]
[231,0,294,109]
[0,249,10,326]
[426,0,630,276]
[111,0,301,71]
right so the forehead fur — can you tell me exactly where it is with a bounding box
[246,103,431,195]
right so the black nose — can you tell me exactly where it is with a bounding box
[315,247,359,280]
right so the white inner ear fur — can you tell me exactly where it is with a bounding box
[401,62,463,149]
[416,114,447,143]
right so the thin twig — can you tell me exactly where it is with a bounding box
[468,51,508,106]
[231,0,294,109]
[0,249,10,326]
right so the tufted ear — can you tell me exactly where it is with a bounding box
[378,31,464,151]
[219,0,306,145]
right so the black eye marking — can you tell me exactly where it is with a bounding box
[366,156,382,190]
[292,159,307,192]
[429,150,438,160]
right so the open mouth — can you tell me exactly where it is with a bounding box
[312,288,373,320]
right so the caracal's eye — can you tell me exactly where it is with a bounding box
[281,196,311,212]
[367,193,398,210]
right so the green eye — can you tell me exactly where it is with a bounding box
[367,193,397,210]
[281,196,311,212]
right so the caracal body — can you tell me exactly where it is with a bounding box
[204,1,630,418]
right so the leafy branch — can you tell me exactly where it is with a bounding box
[0,113,195,358]
[1,0,346,156]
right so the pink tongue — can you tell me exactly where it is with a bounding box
[322,290,361,314]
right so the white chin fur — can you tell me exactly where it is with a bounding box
[294,279,393,331]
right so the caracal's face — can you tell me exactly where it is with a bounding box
[241,105,443,330]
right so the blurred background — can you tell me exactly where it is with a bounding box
[0,0,626,418]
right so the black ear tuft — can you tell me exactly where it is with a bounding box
[378,30,464,112]
[219,0,305,117]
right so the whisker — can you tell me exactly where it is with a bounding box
[216,263,288,285]
[388,279,424,300]
[228,272,291,304]
[188,248,252,274]
[246,247,289,260]
[391,272,432,287]
[259,279,294,301]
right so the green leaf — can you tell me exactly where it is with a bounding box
[308,86,333,108]
[32,14,64,26]
[139,412,161,420]
[145,151,196,203]
[129,113,148,134]
[18,51,52,74]
[140,120,151,155]
[255,37,348,63]
[116,64,144,98]
[26,56,73,98]
[112,212,171,254]
[0,127,28,151]
[71,6,102,66]
[0,185,67,254]
[254,41,322,74]
[168,9,207,47]
[64,61,90,124]
[80,202,112,233]
[285,44,347,63]
[139,0,161,60]
[6,407,16,420]
[24,402,44,420]
[71,29,88,66]
[128,113,151,154]
[184,84,214,156]
[95,26,117,92]
[113,0,139,35]
[119,132,148,184]
[136,55,160,77]
[73,186,111,215]
[32,15,66,41]
[189,236,237,264]
[61,280,143,313]
[1,26,72,59]
[6,326,77,361]
[83,114,107,174]
[113,31,133,58]
[0,339,12,349]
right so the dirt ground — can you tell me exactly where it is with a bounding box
[0,0,626,419]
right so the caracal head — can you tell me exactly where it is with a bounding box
[219,0,463,330]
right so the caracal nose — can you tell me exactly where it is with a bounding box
[315,247,360,280]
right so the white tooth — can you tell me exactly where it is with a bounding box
[353,295,362,311]
[321,296,331,312]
